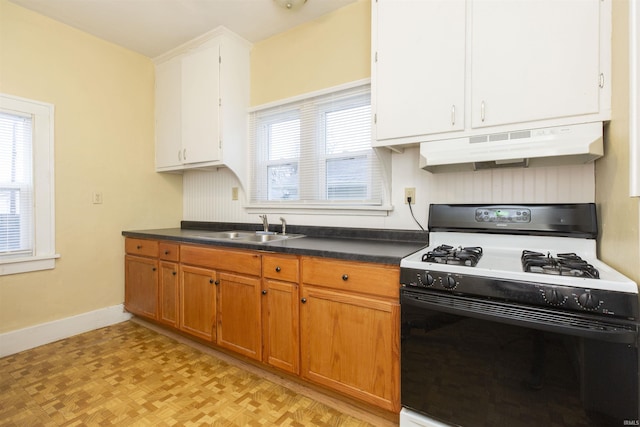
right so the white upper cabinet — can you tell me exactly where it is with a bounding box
[470,0,601,129]
[372,0,611,147]
[155,55,182,169]
[181,43,221,164]
[373,0,466,141]
[154,28,250,186]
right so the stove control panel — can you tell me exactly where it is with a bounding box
[400,267,638,320]
[475,208,531,223]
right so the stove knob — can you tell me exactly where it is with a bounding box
[443,275,457,289]
[421,272,435,286]
[543,288,565,305]
[577,292,600,310]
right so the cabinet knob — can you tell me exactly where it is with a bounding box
[215,280,220,285]
[209,279,214,284]
[301,298,307,304]
[164,250,170,255]
[136,245,142,250]
[172,271,177,276]
[342,274,349,281]
[262,290,267,295]
[152,267,157,271]
[275,266,281,272]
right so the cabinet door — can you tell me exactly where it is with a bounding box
[155,55,183,170]
[300,287,400,412]
[471,0,601,128]
[262,279,299,374]
[374,0,465,141]
[124,255,158,319]
[158,261,179,328]
[180,265,217,342]
[217,272,262,360]
[181,44,221,164]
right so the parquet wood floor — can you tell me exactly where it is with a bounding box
[0,321,394,426]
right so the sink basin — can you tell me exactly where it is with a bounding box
[186,230,303,243]
[187,230,254,240]
[235,233,304,243]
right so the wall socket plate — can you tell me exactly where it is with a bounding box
[404,187,415,204]
[92,191,103,204]
[231,187,239,201]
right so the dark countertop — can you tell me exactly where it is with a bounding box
[122,221,428,265]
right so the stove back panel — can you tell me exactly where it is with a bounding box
[428,203,597,238]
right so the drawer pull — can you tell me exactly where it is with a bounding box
[136,245,142,250]
[342,274,349,281]
[164,250,170,255]
[275,266,281,272]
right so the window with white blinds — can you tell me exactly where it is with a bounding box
[249,83,385,209]
[0,111,33,257]
[0,93,56,275]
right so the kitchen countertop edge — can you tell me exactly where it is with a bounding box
[122,223,428,265]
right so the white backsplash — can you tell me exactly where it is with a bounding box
[183,147,595,230]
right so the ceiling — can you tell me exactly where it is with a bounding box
[8,0,359,58]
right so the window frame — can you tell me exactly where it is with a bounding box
[0,93,58,276]
[248,79,392,216]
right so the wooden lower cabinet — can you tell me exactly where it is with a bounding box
[217,272,262,360]
[300,286,400,413]
[158,261,179,327]
[124,254,158,319]
[262,278,300,374]
[125,238,400,413]
[180,265,218,342]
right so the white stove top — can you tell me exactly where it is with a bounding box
[401,232,638,294]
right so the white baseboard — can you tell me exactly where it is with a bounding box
[0,304,132,358]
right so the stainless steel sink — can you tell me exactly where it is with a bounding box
[186,230,303,243]
[235,233,304,243]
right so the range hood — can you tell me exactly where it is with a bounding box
[419,122,604,173]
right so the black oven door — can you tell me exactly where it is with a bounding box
[401,288,640,427]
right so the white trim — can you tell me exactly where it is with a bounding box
[0,93,57,274]
[0,304,132,357]
[0,254,60,276]
[630,0,640,197]
[248,78,372,112]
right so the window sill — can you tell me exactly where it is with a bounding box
[0,254,60,276]
[246,203,394,216]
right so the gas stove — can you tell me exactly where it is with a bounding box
[400,204,639,320]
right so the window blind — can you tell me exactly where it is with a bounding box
[0,110,34,257]
[249,83,383,206]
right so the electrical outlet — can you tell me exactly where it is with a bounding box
[92,191,103,204]
[404,187,416,204]
[231,187,239,201]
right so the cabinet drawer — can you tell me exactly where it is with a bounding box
[263,255,299,282]
[301,257,399,299]
[159,242,179,261]
[181,245,261,276]
[125,238,158,257]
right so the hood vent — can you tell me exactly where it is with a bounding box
[420,122,604,173]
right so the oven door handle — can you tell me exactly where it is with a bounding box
[402,291,639,345]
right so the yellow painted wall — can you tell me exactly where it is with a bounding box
[0,0,183,333]
[597,0,640,283]
[250,0,371,106]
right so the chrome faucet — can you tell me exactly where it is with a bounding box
[259,215,269,233]
[280,217,287,235]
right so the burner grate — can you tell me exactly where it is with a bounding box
[521,250,599,279]
[422,245,483,267]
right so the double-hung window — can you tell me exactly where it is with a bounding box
[0,94,56,275]
[249,82,388,212]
